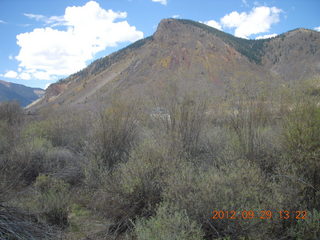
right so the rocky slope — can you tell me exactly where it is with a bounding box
[29,19,320,111]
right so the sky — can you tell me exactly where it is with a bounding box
[0,0,319,89]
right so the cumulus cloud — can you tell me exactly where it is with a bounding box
[5,1,143,81]
[172,15,180,19]
[315,26,320,31]
[202,20,222,30]
[151,0,167,5]
[221,6,282,38]
[255,33,277,39]
[3,70,18,79]
[19,72,31,80]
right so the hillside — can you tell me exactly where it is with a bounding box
[0,80,44,107]
[29,18,320,111]
[3,18,320,240]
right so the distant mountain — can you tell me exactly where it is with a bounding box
[29,18,320,111]
[0,80,44,107]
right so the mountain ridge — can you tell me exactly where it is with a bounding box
[0,80,44,107]
[29,18,320,111]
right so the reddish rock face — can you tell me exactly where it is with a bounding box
[44,82,69,101]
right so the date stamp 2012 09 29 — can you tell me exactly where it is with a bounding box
[211,210,307,220]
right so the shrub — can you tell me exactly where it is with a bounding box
[34,175,71,227]
[163,158,284,239]
[282,101,320,209]
[23,111,88,151]
[226,99,278,166]
[0,205,56,240]
[0,120,12,155]
[0,101,23,126]
[0,101,24,155]
[135,202,204,240]
[88,140,174,236]
[153,93,208,159]
[87,98,140,170]
[8,137,52,185]
[287,209,320,239]
[45,148,84,186]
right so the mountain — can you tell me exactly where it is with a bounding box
[0,80,44,107]
[28,18,320,111]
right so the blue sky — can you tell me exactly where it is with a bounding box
[0,0,319,89]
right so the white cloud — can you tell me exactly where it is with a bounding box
[255,33,277,39]
[7,1,143,81]
[19,72,31,80]
[314,26,320,31]
[221,6,282,39]
[24,13,65,26]
[3,70,18,79]
[24,13,45,21]
[172,15,180,19]
[32,71,52,80]
[151,0,167,5]
[202,20,222,30]
[242,0,249,7]
[45,83,52,89]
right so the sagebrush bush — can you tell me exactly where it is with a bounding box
[0,101,24,156]
[287,209,320,239]
[23,111,88,151]
[0,120,12,155]
[3,137,52,186]
[135,202,204,240]
[34,175,71,227]
[88,140,172,235]
[163,158,284,239]
[45,147,84,185]
[282,101,320,209]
